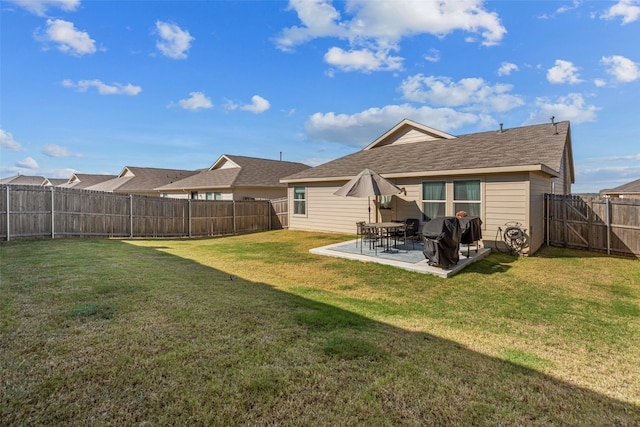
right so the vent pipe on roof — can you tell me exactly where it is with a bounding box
[499,123,504,133]
[550,116,555,125]
[280,151,282,161]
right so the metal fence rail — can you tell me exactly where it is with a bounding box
[0,185,288,241]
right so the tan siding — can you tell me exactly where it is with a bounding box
[388,128,440,146]
[233,188,286,201]
[289,183,371,234]
[528,172,551,254]
[484,174,527,250]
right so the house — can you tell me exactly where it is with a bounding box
[599,178,640,199]
[57,173,118,189]
[84,166,199,197]
[0,175,51,186]
[281,119,574,255]
[155,155,310,200]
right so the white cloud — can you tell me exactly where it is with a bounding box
[7,0,79,16]
[42,144,82,158]
[0,129,24,151]
[498,62,518,76]
[17,157,39,169]
[174,92,213,111]
[274,0,347,52]
[524,93,599,125]
[399,74,524,113]
[601,0,640,24]
[556,0,582,15]
[424,48,440,63]
[547,59,583,84]
[240,95,271,114]
[324,46,403,72]
[62,79,142,95]
[305,104,488,147]
[37,19,96,56]
[601,55,640,82]
[276,0,506,72]
[594,78,607,87]
[155,21,194,60]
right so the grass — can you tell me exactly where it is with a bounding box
[1,230,639,425]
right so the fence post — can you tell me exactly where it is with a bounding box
[233,201,237,235]
[129,194,133,238]
[545,194,549,246]
[268,200,271,231]
[6,185,10,242]
[188,199,192,238]
[606,197,611,255]
[51,186,55,239]
[562,194,568,247]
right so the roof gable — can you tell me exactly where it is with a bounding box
[364,119,456,150]
[210,155,241,171]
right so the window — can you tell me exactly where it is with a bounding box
[454,180,481,217]
[214,192,222,201]
[206,192,213,200]
[293,186,306,215]
[422,181,445,221]
[190,191,198,200]
[379,195,392,210]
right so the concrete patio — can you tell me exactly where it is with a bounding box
[310,239,491,278]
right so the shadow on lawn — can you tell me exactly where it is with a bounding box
[3,239,638,426]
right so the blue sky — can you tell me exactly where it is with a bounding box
[1,0,639,193]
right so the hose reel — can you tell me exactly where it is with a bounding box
[496,222,528,255]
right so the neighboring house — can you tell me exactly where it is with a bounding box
[281,119,574,255]
[0,175,50,186]
[155,155,310,201]
[57,173,118,189]
[84,166,199,197]
[599,178,640,199]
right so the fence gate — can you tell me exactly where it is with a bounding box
[545,194,640,257]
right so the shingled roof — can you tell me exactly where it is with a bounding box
[156,155,310,191]
[86,167,198,193]
[600,178,640,197]
[282,119,573,183]
[0,175,49,185]
[58,173,118,189]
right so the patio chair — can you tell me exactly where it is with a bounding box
[356,221,366,249]
[404,218,421,249]
[360,224,380,255]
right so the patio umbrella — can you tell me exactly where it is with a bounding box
[334,168,404,222]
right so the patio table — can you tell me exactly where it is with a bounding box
[366,222,406,252]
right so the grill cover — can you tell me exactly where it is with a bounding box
[422,217,461,268]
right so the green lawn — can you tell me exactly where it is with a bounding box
[1,231,639,425]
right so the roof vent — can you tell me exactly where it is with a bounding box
[499,123,504,133]
[550,116,555,125]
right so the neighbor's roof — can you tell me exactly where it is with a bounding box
[58,173,118,188]
[282,119,573,183]
[86,167,198,193]
[600,178,640,196]
[0,175,49,185]
[156,155,310,191]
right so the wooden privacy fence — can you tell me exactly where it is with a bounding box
[545,194,640,257]
[0,185,289,241]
